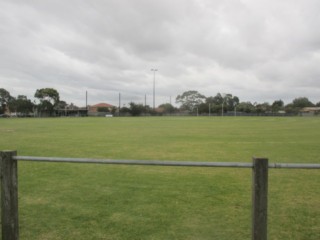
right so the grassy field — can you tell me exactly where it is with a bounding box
[0,117,319,239]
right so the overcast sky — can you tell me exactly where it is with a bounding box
[1,0,320,107]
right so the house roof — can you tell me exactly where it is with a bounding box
[91,103,114,108]
[300,107,320,112]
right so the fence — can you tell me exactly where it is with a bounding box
[1,150,319,240]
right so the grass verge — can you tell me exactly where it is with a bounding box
[0,117,319,239]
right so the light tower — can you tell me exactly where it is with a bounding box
[151,69,158,110]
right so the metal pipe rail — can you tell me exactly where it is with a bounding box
[1,151,320,240]
[268,163,320,169]
[13,156,253,168]
[13,156,320,169]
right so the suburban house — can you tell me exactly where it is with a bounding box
[88,103,114,116]
[300,107,320,116]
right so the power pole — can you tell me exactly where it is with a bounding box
[119,93,121,116]
[86,91,88,108]
[151,69,158,110]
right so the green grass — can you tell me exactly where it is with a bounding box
[0,117,319,239]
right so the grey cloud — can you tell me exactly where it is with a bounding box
[1,0,320,106]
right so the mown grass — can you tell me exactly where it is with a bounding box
[0,117,319,239]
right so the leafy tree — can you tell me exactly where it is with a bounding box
[176,90,206,112]
[34,88,60,116]
[129,102,145,116]
[110,106,117,115]
[198,102,209,114]
[120,106,131,115]
[284,103,295,114]
[34,88,60,105]
[206,94,223,105]
[271,100,284,113]
[284,97,314,114]
[223,94,239,111]
[237,101,255,113]
[8,95,34,115]
[205,93,240,114]
[0,88,13,114]
[158,103,176,114]
[56,101,68,110]
[255,102,271,114]
[292,97,314,108]
[39,101,54,115]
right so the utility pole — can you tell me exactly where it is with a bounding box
[222,93,226,117]
[151,69,158,110]
[119,93,121,116]
[145,94,147,116]
[86,91,88,110]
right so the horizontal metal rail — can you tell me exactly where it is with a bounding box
[268,163,320,169]
[13,156,253,168]
[13,156,320,169]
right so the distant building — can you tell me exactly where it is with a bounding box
[300,107,320,116]
[88,103,114,116]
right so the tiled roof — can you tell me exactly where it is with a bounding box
[91,103,114,108]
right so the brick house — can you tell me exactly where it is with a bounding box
[88,103,114,116]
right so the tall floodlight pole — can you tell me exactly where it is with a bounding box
[86,91,88,110]
[145,94,147,116]
[221,93,227,117]
[222,100,224,117]
[119,93,121,116]
[151,69,158,110]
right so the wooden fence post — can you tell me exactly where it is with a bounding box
[252,157,268,240]
[0,151,19,240]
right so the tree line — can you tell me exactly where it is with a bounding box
[175,90,319,115]
[0,88,65,116]
[1,88,319,117]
